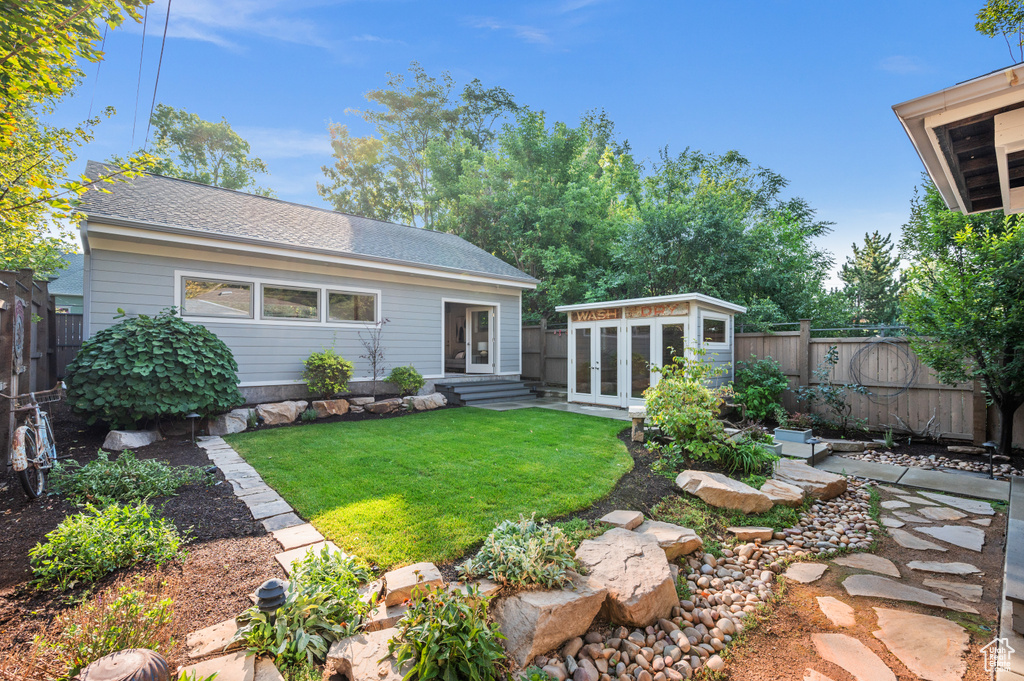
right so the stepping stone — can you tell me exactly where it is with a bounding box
[880,500,910,510]
[784,563,828,583]
[249,499,294,521]
[880,516,905,528]
[917,506,967,522]
[918,492,995,515]
[896,495,938,505]
[841,574,946,608]
[915,525,986,552]
[384,562,445,606]
[600,509,644,530]
[232,483,274,498]
[942,600,979,614]
[271,523,324,551]
[262,512,304,532]
[871,607,969,681]
[241,490,286,507]
[970,517,992,526]
[922,579,983,602]
[804,671,837,681]
[888,528,947,551]
[816,596,856,627]
[634,520,703,559]
[906,560,981,575]
[833,553,900,577]
[185,617,242,658]
[726,526,774,541]
[255,658,285,681]
[274,541,343,576]
[810,633,896,681]
[180,651,254,681]
[875,485,905,494]
[893,511,931,523]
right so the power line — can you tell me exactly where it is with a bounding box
[87,25,108,119]
[144,0,172,151]
[130,3,149,150]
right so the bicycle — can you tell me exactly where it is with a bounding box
[3,383,62,499]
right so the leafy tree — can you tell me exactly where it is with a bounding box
[976,0,1024,62]
[839,231,901,324]
[901,180,1023,456]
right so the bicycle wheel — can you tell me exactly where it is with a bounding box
[38,411,57,469]
[14,425,44,499]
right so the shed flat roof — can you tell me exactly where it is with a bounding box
[555,293,746,314]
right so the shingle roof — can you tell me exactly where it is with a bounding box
[80,161,537,285]
[48,253,84,296]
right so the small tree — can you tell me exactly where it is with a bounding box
[796,345,868,437]
[358,318,389,397]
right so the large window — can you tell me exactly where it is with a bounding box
[702,317,727,344]
[262,285,319,320]
[328,291,377,323]
[182,278,252,318]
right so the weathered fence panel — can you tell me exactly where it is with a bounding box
[54,313,83,379]
[521,324,569,386]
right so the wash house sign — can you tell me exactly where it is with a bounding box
[570,302,687,323]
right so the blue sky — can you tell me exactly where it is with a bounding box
[53,0,1017,284]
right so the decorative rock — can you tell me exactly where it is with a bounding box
[773,459,848,500]
[783,563,828,584]
[832,553,900,578]
[825,439,866,452]
[256,400,308,425]
[947,445,987,455]
[254,657,285,681]
[906,561,981,575]
[448,578,502,605]
[705,655,725,672]
[871,607,968,681]
[917,492,995,516]
[810,633,896,681]
[186,617,242,658]
[410,393,447,411]
[384,562,444,606]
[634,521,703,559]
[573,658,600,681]
[208,410,250,436]
[367,398,404,414]
[102,429,161,450]
[841,574,946,608]
[726,526,773,542]
[816,597,856,628]
[312,399,349,418]
[490,573,607,667]
[760,479,805,508]
[675,471,773,513]
[576,529,678,626]
[325,628,409,681]
[601,510,645,530]
[914,525,985,552]
[180,651,254,681]
[348,396,374,405]
[922,579,983,602]
[888,528,947,551]
[916,506,967,522]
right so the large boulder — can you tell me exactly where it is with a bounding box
[102,429,161,450]
[760,478,805,508]
[774,459,847,500]
[256,400,307,426]
[633,520,703,559]
[312,399,349,418]
[410,393,447,411]
[575,528,677,627]
[490,572,607,667]
[325,628,410,681]
[207,409,250,436]
[367,398,404,414]
[675,471,773,513]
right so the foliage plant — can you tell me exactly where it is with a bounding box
[65,308,243,428]
[723,437,779,478]
[302,348,354,399]
[795,345,868,436]
[300,407,318,423]
[522,667,556,681]
[387,584,505,681]
[29,503,185,590]
[38,577,174,678]
[386,365,425,396]
[883,428,895,449]
[49,449,208,505]
[733,355,791,421]
[459,514,578,589]
[233,546,372,665]
[782,412,815,430]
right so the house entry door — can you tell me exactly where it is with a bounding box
[465,306,494,373]
[569,321,621,405]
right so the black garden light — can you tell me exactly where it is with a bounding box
[256,578,287,615]
[185,412,201,442]
[807,437,823,465]
[983,441,998,479]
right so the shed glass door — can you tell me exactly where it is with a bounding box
[629,322,652,401]
[465,306,494,373]
[570,321,621,405]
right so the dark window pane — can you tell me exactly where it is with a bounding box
[600,327,617,397]
[631,325,651,398]
[183,279,252,317]
[263,286,319,320]
[703,318,727,343]
[575,328,592,394]
[662,324,686,366]
[328,292,376,322]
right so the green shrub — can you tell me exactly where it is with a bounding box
[49,450,209,505]
[302,348,354,399]
[459,514,578,589]
[523,666,556,681]
[386,365,425,396]
[722,437,778,477]
[387,584,505,681]
[300,407,318,423]
[733,355,790,421]
[290,545,372,597]
[65,308,243,428]
[30,502,185,590]
[795,345,868,436]
[39,577,174,677]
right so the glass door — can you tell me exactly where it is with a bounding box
[628,321,652,403]
[595,322,620,405]
[465,306,494,373]
[571,326,594,401]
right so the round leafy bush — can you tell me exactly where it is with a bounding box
[65,308,243,428]
[303,348,354,398]
[386,365,425,396]
[733,355,790,421]
[459,514,578,589]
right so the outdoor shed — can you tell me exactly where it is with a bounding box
[555,293,745,408]
[77,162,538,401]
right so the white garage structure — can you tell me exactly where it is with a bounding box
[556,293,745,408]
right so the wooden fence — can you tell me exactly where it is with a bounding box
[522,323,569,386]
[55,313,83,379]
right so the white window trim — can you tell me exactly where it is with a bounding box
[260,283,320,323]
[179,275,255,320]
[698,309,731,349]
[440,297,501,375]
[173,269,381,328]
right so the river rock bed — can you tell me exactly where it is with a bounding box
[840,449,1022,480]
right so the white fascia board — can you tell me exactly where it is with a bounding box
[84,216,539,291]
[556,293,746,314]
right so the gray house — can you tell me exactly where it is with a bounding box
[49,253,85,313]
[78,162,538,401]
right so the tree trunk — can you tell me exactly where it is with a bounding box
[997,396,1022,457]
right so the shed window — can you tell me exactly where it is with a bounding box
[703,317,727,344]
[182,278,252,318]
[262,285,319,320]
[328,291,376,323]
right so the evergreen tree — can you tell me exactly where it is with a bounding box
[839,231,901,324]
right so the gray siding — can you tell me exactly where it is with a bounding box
[87,249,522,385]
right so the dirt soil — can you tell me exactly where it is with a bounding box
[0,403,284,670]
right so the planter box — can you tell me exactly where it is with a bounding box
[774,427,812,444]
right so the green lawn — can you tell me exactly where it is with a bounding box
[225,408,632,568]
